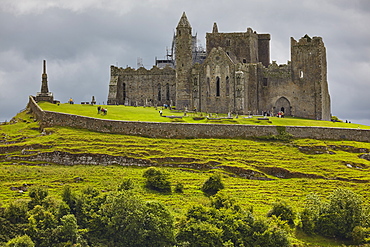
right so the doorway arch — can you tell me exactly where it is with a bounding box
[275,97,291,116]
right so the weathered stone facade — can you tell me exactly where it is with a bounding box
[108,12,331,120]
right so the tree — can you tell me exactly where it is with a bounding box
[27,205,58,247]
[4,199,29,224]
[143,167,171,193]
[28,186,48,209]
[177,195,290,247]
[55,214,79,244]
[300,189,368,241]
[201,173,224,196]
[316,188,364,239]
[99,191,175,246]
[253,216,290,247]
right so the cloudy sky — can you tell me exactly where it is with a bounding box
[1,0,369,125]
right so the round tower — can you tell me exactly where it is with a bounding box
[175,12,193,109]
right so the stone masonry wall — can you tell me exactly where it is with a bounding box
[28,96,370,142]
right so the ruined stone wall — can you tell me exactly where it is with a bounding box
[28,96,370,142]
[260,62,295,115]
[206,28,260,64]
[197,47,235,113]
[108,66,176,106]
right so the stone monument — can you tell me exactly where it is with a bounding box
[35,60,54,103]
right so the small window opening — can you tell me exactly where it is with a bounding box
[263,78,268,86]
[243,59,247,63]
[300,70,304,78]
[216,77,220,97]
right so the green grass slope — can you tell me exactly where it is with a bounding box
[1,109,370,246]
[39,102,370,129]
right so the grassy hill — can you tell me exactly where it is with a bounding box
[38,102,370,129]
[1,107,370,246]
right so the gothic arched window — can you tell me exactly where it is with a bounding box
[226,76,229,96]
[166,83,170,101]
[216,77,220,97]
[158,84,162,102]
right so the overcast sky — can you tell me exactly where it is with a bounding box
[1,0,369,125]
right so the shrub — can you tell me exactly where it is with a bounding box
[6,235,35,247]
[28,186,48,209]
[300,189,368,241]
[118,178,135,191]
[99,191,175,246]
[267,200,295,225]
[176,221,223,247]
[143,167,171,193]
[174,182,184,193]
[210,192,238,210]
[4,200,29,224]
[201,173,224,196]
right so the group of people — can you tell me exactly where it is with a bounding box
[97,106,108,115]
[263,111,285,118]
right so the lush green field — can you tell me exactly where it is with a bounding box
[1,109,370,246]
[38,101,370,129]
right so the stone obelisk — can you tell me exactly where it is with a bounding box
[35,60,54,102]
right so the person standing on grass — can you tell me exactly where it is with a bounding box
[97,106,101,114]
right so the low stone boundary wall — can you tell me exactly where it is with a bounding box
[28,96,370,142]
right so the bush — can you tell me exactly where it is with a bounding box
[118,178,135,191]
[28,186,48,209]
[143,167,171,193]
[4,200,29,224]
[201,173,224,196]
[267,200,295,225]
[300,189,368,241]
[177,200,290,246]
[174,182,184,193]
[176,221,223,247]
[99,191,175,246]
[6,235,35,247]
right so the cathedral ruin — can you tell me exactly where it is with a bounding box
[107,12,331,120]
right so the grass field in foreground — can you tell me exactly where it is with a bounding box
[1,110,370,246]
[38,101,370,129]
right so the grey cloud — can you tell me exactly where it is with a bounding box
[0,0,369,126]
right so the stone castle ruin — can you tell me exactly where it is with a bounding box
[107,12,331,120]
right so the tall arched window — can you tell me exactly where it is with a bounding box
[225,76,229,96]
[216,76,220,97]
[122,83,126,102]
[166,83,170,101]
[207,77,210,97]
[158,84,162,102]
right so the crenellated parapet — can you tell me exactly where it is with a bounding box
[291,35,324,47]
[263,61,291,79]
[111,65,175,76]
